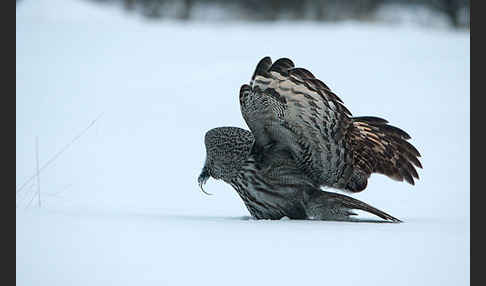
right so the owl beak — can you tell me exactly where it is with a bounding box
[197,165,213,196]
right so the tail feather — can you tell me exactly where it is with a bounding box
[306,191,402,222]
[330,192,402,222]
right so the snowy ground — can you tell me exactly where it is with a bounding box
[16,0,469,285]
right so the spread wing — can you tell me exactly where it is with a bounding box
[344,116,422,192]
[239,56,422,193]
[239,57,354,189]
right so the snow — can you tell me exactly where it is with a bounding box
[16,0,469,285]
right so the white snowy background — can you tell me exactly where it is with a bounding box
[16,0,470,285]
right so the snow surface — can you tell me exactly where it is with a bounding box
[16,0,470,285]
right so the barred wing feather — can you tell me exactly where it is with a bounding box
[240,57,354,189]
[239,56,422,193]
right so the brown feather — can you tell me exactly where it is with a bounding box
[347,116,422,190]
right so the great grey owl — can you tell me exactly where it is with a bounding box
[198,57,422,222]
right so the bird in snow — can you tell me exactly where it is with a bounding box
[198,57,422,222]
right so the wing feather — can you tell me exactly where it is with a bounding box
[240,57,422,193]
[240,57,354,189]
[345,117,422,192]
